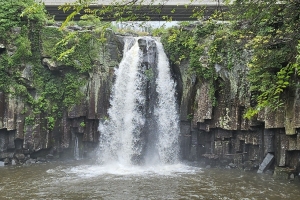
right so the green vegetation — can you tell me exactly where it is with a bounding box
[0,0,108,131]
[80,121,86,128]
[159,21,222,105]
[228,0,300,118]
[0,0,46,93]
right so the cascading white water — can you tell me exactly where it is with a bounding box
[97,37,180,166]
[155,41,180,164]
[98,37,145,166]
[74,135,80,160]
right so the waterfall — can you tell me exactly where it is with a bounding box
[74,135,80,160]
[97,37,180,166]
[155,42,180,164]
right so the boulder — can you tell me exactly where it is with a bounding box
[14,153,25,162]
[257,153,274,173]
[42,58,65,71]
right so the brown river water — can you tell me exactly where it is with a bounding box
[0,160,300,200]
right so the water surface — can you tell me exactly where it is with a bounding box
[1,160,299,200]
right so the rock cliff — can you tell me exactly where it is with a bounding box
[176,43,300,179]
[0,25,123,164]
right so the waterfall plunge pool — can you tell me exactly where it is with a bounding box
[0,160,300,199]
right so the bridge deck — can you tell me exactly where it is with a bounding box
[41,0,225,6]
[42,0,226,21]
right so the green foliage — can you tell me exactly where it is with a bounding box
[20,1,48,22]
[77,14,110,27]
[80,121,86,127]
[0,27,33,95]
[228,0,300,118]
[0,0,46,96]
[45,24,109,73]
[161,26,193,65]
[41,27,63,57]
[160,22,220,104]
[151,26,168,37]
[53,31,98,73]
[0,0,95,131]
[0,1,24,42]
[187,113,194,121]
[62,73,85,107]
[47,116,55,130]
[0,0,48,42]
[25,116,35,126]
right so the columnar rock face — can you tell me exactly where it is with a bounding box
[177,49,300,177]
[0,26,123,163]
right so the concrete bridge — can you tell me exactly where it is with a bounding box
[42,0,227,21]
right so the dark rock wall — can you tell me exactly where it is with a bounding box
[178,51,300,177]
[0,27,123,164]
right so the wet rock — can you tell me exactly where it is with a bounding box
[215,64,229,81]
[4,158,10,165]
[68,25,82,31]
[25,159,36,165]
[228,163,237,168]
[15,153,25,162]
[20,64,34,88]
[42,58,65,71]
[257,153,274,173]
[46,154,54,159]
[265,170,273,175]
[205,165,211,169]
[243,161,253,171]
[11,159,16,166]
[290,173,295,179]
[37,157,46,162]
[0,161,4,166]
[83,26,95,30]
[54,22,62,27]
[11,27,21,34]
[273,167,289,180]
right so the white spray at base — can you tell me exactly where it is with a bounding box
[97,37,180,168]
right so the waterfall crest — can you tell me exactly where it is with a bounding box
[97,37,180,166]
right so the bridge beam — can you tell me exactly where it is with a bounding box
[43,1,227,21]
[46,5,227,21]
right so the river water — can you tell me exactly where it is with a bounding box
[0,160,300,200]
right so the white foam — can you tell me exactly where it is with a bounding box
[48,163,201,178]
